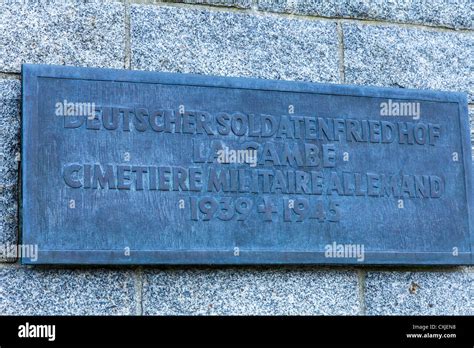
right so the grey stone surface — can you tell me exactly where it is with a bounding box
[258,0,474,29]
[0,0,125,73]
[0,265,138,315]
[142,267,360,315]
[0,185,18,261]
[343,24,474,102]
[131,5,340,83]
[365,268,474,315]
[0,79,20,186]
[0,79,20,101]
[0,79,20,261]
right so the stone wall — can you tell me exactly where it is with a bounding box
[0,0,472,315]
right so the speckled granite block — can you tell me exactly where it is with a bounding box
[0,0,125,73]
[142,267,360,315]
[0,80,20,186]
[0,265,139,315]
[343,24,474,102]
[258,0,473,29]
[0,185,18,262]
[0,79,20,262]
[131,5,340,83]
[365,268,474,315]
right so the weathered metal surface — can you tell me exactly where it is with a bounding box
[21,64,473,264]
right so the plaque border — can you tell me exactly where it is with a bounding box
[20,64,473,265]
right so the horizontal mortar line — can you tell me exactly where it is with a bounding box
[127,1,474,33]
[336,16,473,33]
[0,262,21,269]
[0,72,20,79]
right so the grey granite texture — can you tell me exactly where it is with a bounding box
[0,0,125,73]
[142,267,361,315]
[0,265,139,315]
[130,5,340,83]
[257,0,473,29]
[0,80,20,187]
[0,79,20,261]
[0,185,18,261]
[343,23,474,102]
[365,268,474,315]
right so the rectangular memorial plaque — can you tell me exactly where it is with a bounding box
[21,64,473,265]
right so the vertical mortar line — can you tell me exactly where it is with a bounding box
[337,20,345,84]
[357,269,366,315]
[0,73,20,79]
[134,266,144,315]
[124,0,132,70]
[251,0,258,11]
